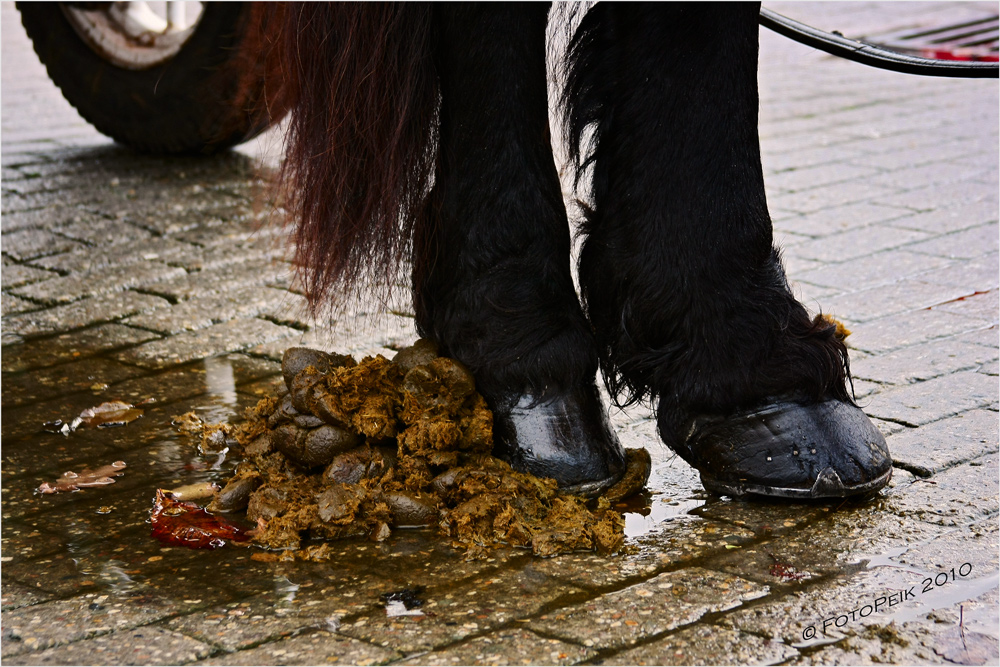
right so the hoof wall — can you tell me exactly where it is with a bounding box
[492,382,627,497]
[681,398,892,500]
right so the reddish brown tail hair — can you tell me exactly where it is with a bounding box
[254,3,439,311]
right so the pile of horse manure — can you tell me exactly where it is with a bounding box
[204,340,650,560]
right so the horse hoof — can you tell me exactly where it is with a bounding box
[678,397,892,499]
[491,382,627,496]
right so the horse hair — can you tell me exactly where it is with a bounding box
[266,3,439,313]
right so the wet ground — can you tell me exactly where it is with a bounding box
[2,2,999,665]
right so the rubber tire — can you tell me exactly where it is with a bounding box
[17,2,279,154]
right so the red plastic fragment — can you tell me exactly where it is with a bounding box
[150,489,251,550]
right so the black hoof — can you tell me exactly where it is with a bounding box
[677,398,892,499]
[491,382,627,496]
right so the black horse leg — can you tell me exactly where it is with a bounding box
[413,4,626,493]
[567,3,891,498]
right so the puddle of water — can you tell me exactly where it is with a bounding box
[622,463,707,538]
[201,355,239,423]
[887,572,999,629]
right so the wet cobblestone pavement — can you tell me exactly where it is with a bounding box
[3,3,998,665]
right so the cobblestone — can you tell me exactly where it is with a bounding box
[114,318,300,368]
[794,250,953,292]
[527,568,768,650]
[601,624,797,666]
[886,453,1000,527]
[1,259,59,288]
[195,630,399,666]
[2,229,84,261]
[124,286,303,335]
[3,291,171,337]
[854,335,998,386]
[867,369,997,426]
[789,224,931,264]
[398,628,594,666]
[142,259,290,302]
[11,262,186,305]
[0,594,184,657]
[2,626,214,666]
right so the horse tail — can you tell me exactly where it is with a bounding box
[269,3,439,310]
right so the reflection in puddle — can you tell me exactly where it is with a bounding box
[202,355,239,423]
[622,463,707,538]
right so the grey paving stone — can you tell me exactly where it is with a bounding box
[141,259,290,301]
[1,229,84,261]
[887,200,1000,235]
[769,162,882,195]
[339,566,586,654]
[115,318,299,369]
[713,497,943,580]
[782,254,824,278]
[887,410,999,477]
[762,145,860,172]
[895,517,998,579]
[774,201,911,238]
[715,567,933,646]
[124,286,302,335]
[0,593,182,657]
[28,237,198,274]
[601,624,797,666]
[694,497,827,539]
[171,218,280,248]
[906,222,1000,261]
[819,279,970,323]
[0,206,89,233]
[195,630,399,666]
[874,182,996,215]
[933,287,999,324]
[788,225,930,264]
[1,293,37,316]
[1,323,160,373]
[11,262,186,305]
[1,188,102,213]
[1,626,213,666]
[53,216,154,246]
[867,162,984,193]
[790,620,972,665]
[0,581,53,611]
[527,568,768,651]
[887,452,999,528]
[2,260,58,288]
[852,335,998,386]
[866,370,997,426]
[952,325,1000,349]
[2,291,171,337]
[917,252,1000,292]
[164,592,350,653]
[768,180,902,215]
[397,628,593,666]
[847,308,990,355]
[528,518,754,591]
[792,250,953,292]
[160,234,287,272]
